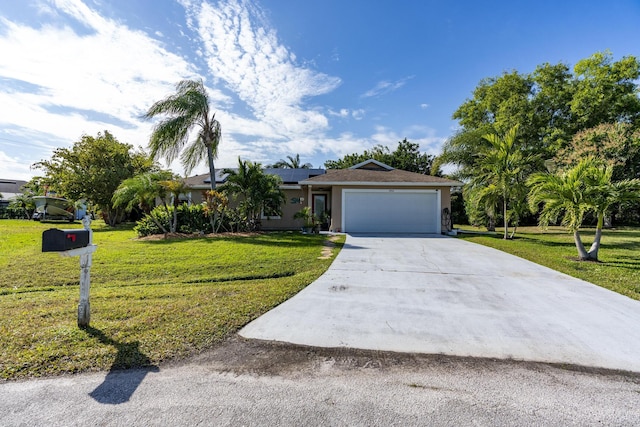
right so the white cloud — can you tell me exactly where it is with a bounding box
[370,125,446,156]
[361,76,415,98]
[328,108,349,118]
[328,108,365,120]
[182,0,341,140]
[420,103,429,109]
[0,0,449,180]
[0,150,36,181]
[0,0,202,175]
[351,109,365,120]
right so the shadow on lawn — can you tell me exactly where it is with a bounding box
[84,326,159,405]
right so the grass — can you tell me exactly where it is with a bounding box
[455,225,640,301]
[0,220,344,380]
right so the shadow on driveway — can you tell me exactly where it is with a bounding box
[84,326,159,405]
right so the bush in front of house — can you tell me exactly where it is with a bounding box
[134,204,214,237]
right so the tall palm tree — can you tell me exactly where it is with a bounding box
[271,154,312,169]
[527,158,640,261]
[145,79,221,190]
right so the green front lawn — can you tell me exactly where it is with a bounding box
[0,220,343,380]
[455,225,640,301]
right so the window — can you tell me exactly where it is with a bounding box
[261,199,281,220]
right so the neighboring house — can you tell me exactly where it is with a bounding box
[0,179,27,211]
[183,159,462,233]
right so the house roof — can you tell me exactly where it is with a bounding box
[0,179,27,199]
[182,168,326,188]
[349,159,394,171]
[182,160,461,189]
[300,161,462,187]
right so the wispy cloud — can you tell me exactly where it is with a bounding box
[0,1,447,180]
[328,108,365,120]
[370,125,446,156]
[181,0,341,140]
[361,76,414,98]
[0,0,200,177]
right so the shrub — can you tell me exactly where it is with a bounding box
[177,204,211,234]
[133,204,215,237]
[134,207,171,237]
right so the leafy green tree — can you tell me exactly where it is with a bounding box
[556,122,640,181]
[33,131,153,226]
[145,79,222,190]
[325,138,434,174]
[527,158,640,261]
[271,154,312,169]
[222,158,285,231]
[437,52,640,180]
[571,51,640,130]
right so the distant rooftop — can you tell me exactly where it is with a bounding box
[183,168,326,188]
[0,179,28,199]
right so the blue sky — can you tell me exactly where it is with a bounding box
[1,0,639,180]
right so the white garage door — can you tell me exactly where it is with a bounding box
[343,189,440,233]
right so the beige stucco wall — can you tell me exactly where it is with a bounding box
[185,185,452,232]
[262,188,307,230]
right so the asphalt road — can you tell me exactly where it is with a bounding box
[1,339,639,426]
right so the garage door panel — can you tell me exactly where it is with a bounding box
[343,190,438,233]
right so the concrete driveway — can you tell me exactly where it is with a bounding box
[240,234,640,372]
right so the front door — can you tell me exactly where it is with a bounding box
[313,194,327,229]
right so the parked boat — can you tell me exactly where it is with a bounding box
[32,196,74,221]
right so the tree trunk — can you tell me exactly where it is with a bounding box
[149,213,168,234]
[206,146,220,232]
[487,216,496,232]
[171,204,178,233]
[573,230,589,260]
[207,145,216,191]
[587,214,604,261]
[503,197,509,240]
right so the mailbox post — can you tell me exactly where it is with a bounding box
[42,215,97,327]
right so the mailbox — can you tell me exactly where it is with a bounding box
[42,229,90,252]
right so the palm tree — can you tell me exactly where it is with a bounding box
[160,179,190,233]
[271,154,312,169]
[222,158,285,231]
[527,158,640,261]
[112,171,175,234]
[8,193,35,219]
[583,164,640,260]
[145,79,221,190]
[467,125,534,239]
